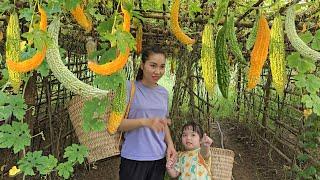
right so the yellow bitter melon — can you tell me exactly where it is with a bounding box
[269,14,286,96]
[285,5,320,61]
[200,23,216,96]
[6,12,21,93]
[107,72,127,134]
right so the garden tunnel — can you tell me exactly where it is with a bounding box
[0,0,319,179]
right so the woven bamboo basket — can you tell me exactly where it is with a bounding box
[211,147,235,180]
[68,95,120,163]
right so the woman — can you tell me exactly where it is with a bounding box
[118,47,177,180]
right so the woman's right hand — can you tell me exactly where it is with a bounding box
[144,118,168,132]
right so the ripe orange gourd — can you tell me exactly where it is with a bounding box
[88,7,131,76]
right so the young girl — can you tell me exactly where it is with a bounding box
[166,121,213,180]
[117,47,176,180]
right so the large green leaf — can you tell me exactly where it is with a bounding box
[63,144,88,164]
[287,52,315,73]
[305,74,320,93]
[0,122,31,153]
[57,162,74,179]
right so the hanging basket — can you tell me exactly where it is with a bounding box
[67,95,120,163]
[210,147,235,180]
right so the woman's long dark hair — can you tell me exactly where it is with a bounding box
[136,47,166,81]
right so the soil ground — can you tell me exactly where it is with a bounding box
[71,121,289,180]
[0,121,290,180]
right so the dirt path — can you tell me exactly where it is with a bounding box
[211,121,288,180]
[72,121,289,180]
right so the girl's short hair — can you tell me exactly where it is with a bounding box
[181,121,204,138]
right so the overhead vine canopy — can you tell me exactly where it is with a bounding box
[0,0,320,179]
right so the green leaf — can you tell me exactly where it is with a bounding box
[315,29,320,40]
[18,8,34,22]
[47,1,62,15]
[294,73,306,89]
[0,106,11,120]
[301,93,320,116]
[301,95,313,108]
[18,151,58,176]
[37,60,50,77]
[0,69,9,87]
[36,155,58,175]
[115,31,135,53]
[82,97,109,132]
[0,1,14,14]
[311,38,320,51]
[65,0,82,11]
[20,47,37,60]
[0,122,31,153]
[10,95,27,120]
[287,52,315,73]
[93,72,123,90]
[18,151,41,176]
[97,16,119,35]
[82,117,105,132]
[299,31,313,44]
[64,144,88,164]
[88,6,105,22]
[305,74,320,93]
[0,91,9,105]
[99,47,117,64]
[189,1,202,18]
[57,162,74,179]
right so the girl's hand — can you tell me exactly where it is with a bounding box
[166,144,177,161]
[201,133,213,147]
[166,158,176,169]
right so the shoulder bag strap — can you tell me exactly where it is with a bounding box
[117,81,136,146]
